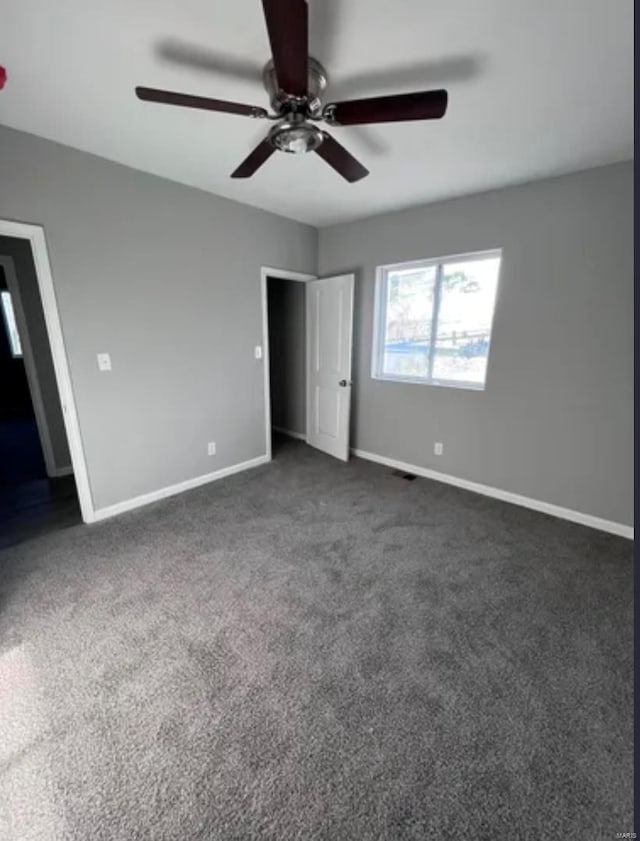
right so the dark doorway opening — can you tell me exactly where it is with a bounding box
[266,275,307,457]
[0,265,47,484]
[0,241,80,548]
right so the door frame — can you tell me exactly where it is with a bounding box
[0,218,94,523]
[260,266,316,461]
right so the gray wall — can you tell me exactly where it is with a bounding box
[267,278,306,436]
[318,162,634,527]
[0,123,631,526]
[0,239,72,471]
[0,125,317,510]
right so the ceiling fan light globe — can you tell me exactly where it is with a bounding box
[269,122,323,154]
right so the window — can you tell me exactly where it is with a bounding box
[372,250,502,390]
[1,290,23,358]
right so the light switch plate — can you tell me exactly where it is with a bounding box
[97,352,112,372]
[254,345,263,360]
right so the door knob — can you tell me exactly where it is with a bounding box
[338,379,351,387]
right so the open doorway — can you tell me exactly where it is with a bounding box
[0,267,46,483]
[262,267,355,463]
[265,271,310,458]
[0,236,80,547]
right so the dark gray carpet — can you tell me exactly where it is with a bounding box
[0,438,633,840]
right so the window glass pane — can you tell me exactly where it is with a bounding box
[431,257,500,386]
[382,266,436,379]
[1,291,23,358]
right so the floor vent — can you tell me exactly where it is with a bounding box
[391,470,417,481]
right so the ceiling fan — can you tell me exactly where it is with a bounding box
[135,0,448,183]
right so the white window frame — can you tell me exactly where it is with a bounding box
[371,248,502,391]
[1,289,23,358]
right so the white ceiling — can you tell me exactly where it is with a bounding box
[1,0,634,226]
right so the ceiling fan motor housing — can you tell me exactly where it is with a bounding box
[262,56,328,118]
[263,56,328,154]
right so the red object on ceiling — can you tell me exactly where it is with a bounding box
[0,66,6,89]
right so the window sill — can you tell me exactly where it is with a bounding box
[371,373,486,392]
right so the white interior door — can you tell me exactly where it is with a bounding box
[306,274,354,461]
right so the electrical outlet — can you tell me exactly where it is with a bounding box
[207,442,216,456]
[97,352,112,372]
[434,442,443,456]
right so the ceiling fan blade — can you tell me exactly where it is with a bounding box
[135,86,268,118]
[230,138,275,178]
[315,132,369,183]
[324,89,448,126]
[261,0,308,97]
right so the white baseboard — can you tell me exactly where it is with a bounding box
[352,448,633,540]
[50,465,74,478]
[273,426,307,442]
[89,454,270,523]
